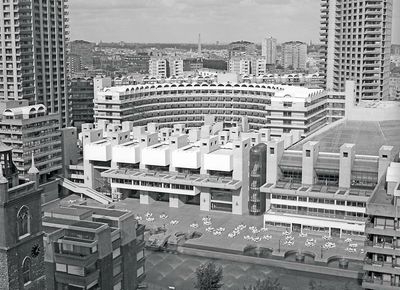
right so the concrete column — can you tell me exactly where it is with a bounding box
[339,143,355,188]
[232,137,250,215]
[301,141,319,186]
[266,140,284,184]
[169,194,186,208]
[378,145,395,181]
[200,188,211,211]
[140,191,155,205]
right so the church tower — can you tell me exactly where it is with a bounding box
[0,142,45,289]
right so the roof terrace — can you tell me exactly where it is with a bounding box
[102,168,242,190]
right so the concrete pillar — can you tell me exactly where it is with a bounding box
[169,194,186,208]
[378,145,395,181]
[188,128,200,143]
[259,128,271,143]
[140,191,155,205]
[200,188,211,211]
[339,143,355,188]
[266,140,284,184]
[302,141,320,186]
[232,137,250,215]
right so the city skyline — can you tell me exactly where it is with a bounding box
[69,0,400,44]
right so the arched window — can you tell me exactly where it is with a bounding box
[17,206,30,238]
[22,257,32,284]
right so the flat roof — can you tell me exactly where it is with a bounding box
[291,120,400,155]
[46,207,91,217]
[74,205,128,218]
[209,148,233,156]
[42,216,105,230]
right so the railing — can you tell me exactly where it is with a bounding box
[59,178,112,204]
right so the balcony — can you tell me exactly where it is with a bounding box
[363,275,400,290]
[54,269,99,288]
[364,258,400,275]
[365,222,400,237]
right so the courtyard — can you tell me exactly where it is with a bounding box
[114,198,366,265]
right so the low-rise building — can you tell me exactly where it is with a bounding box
[43,203,146,290]
[261,142,396,238]
[94,82,344,137]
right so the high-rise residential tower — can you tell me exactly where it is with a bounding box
[320,0,393,101]
[261,37,277,65]
[0,0,69,126]
[282,41,307,70]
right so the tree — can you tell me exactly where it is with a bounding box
[194,261,223,290]
[243,277,283,290]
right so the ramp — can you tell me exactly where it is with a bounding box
[59,178,113,205]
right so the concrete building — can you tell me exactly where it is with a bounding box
[261,141,396,238]
[262,37,277,65]
[93,82,339,137]
[242,73,324,89]
[362,161,400,289]
[169,59,184,78]
[389,73,400,100]
[228,58,252,75]
[68,40,95,74]
[43,203,146,290]
[228,41,257,58]
[149,58,168,78]
[282,41,307,71]
[320,0,393,101]
[69,77,95,130]
[69,54,83,76]
[251,58,268,77]
[183,58,203,72]
[70,118,303,215]
[0,103,62,183]
[0,0,69,126]
[0,141,46,289]
[94,76,112,93]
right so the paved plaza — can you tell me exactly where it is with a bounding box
[114,199,365,263]
[144,251,361,290]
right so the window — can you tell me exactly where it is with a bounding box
[343,152,348,158]
[137,250,144,261]
[17,206,30,238]
[113,282,122,290]
[22,257,32,285]
[137,266,144,277]
[67,265,85,276]
[56,263,67,272]
[270,147,275,155]
[112,247,121,259]
[305,150,311,157]
[113,264,122,277]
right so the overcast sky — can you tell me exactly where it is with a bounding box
[69,0,400,44]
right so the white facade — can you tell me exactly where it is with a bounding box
[228,58,252,75]
[169,59,184,77]
[93,82,341,137]
[149,58,168,78]
[261,140,395,238]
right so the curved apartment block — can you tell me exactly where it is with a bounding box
[94,83,345,138]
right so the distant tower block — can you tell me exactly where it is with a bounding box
[198,33,202,55]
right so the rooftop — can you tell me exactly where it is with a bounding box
[291,120,400,155]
